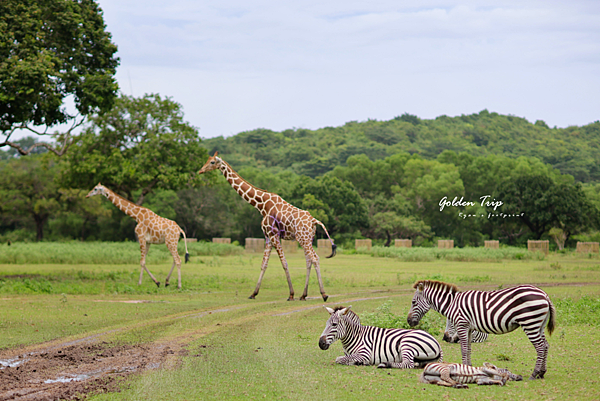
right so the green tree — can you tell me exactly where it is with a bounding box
[61,94,207,204]
[0,156,61,240]
[372,212,432,246]
[0,0,119,155]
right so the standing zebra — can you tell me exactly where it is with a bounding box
[318,305,443,368]
[420,362,523,389]
[443,318,488,343]
[407,280,556,379]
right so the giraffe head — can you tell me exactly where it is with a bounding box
[86,183,108,198]
[198,151,223,175]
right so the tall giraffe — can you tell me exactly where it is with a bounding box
[198,152,336,301]
[86,184,190,289]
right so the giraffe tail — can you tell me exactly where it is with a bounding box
[314,219,337,258]
[180,227,190,263]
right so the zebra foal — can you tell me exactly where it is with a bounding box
[319,305,442,368]
[407,280,556,379]
[420,362,523,389]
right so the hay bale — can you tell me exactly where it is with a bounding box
[282,239,299,253]
[212,238,231,244]
[484,240,499,249]
[395,239,412,248]
[355,239,372,251]
[528,240,549,254]
[317,239,332,257]
[185,238,198,243]
[438,240,454,249]
[576,242,599,253]
[245,238,265,253]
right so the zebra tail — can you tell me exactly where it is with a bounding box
[180,227,190,263]
[546,299,556,336]
[314,219,337,258]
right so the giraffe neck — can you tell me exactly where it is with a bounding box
[103,188,149,222]
[219,161,277,216]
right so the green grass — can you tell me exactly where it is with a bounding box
[0,241,243,264]
[0,245,599,400]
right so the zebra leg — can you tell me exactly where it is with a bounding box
[457,326,473,366]
[440,369,468,389]
[336,354,369,366]
[476,377,505,386]
[526,331,549,380]
[420,374,462,388]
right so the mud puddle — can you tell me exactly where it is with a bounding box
[0,341,186,400]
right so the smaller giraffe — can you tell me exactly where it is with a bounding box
[198,152,336,301]
[86,184,189,289]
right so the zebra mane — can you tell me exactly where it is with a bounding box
[413,280,459,294]
[332,306,361,324]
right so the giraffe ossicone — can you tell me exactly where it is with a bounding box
[86,183,190,289]
[198,152,336,301]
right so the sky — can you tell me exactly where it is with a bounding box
[17,1,600,140]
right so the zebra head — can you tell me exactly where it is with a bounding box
[407,282,431,327]
[443,318,460,343]
[483,362,523,382]
[319,305,354,350]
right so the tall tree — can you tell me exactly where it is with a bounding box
[61,93,207,205]
[0,0,119,155]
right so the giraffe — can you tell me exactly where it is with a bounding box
[198,152,336,301]
[86,184,190,289]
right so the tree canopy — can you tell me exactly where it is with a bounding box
[0,0,119,155]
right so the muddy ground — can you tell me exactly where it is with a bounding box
[0,339,190,400]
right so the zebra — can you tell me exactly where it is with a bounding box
[318,305,443,368]
[420,362,523,389]
[407,280,556,379]
[443,318,488,343]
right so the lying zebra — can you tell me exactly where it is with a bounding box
[443,318,488,343]
[420,362,523,389]
[319,305,443,368]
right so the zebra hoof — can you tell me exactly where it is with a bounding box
[454,384,468,389]
[377,362,391,369]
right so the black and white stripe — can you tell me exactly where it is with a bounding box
[407,280,556,379]
[318,305,443,369]
[420,362,522,388]
[443,318,488,343]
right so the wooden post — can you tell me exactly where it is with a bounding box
[317,239,332,257]
[438,240,454,249]
[484,240,499,249]
[395,239,412,248]
[576,242,600,253]
[245,238,265,253]
[355,239,372,251]
[527,240,549,254]
[212,238,231,244]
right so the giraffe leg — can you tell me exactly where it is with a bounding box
[249,240,273,299]
[272,237,295,301]
[165,237,182,289]
[299,242,327,301]
[300,247,312,301]
[139,242,160,287]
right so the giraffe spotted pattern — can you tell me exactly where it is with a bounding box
[198,152,336,301]
[86,184,189,289]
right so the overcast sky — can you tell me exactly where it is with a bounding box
[82,1,600,138]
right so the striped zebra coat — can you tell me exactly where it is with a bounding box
[407,280,556,379]
[420,362,523,389]
[444,318,488,343]
[319,305,443,369]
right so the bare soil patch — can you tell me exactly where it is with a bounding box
[0,340,186,400]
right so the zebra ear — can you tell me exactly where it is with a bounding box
[417,283,424,292]
[341,305,352,315]
[483,362,498,370]
[324,306,335,315]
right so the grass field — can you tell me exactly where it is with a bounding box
[0,243,599,400]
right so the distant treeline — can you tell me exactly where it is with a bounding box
[1,103,599,249]
[202,110,600,182]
